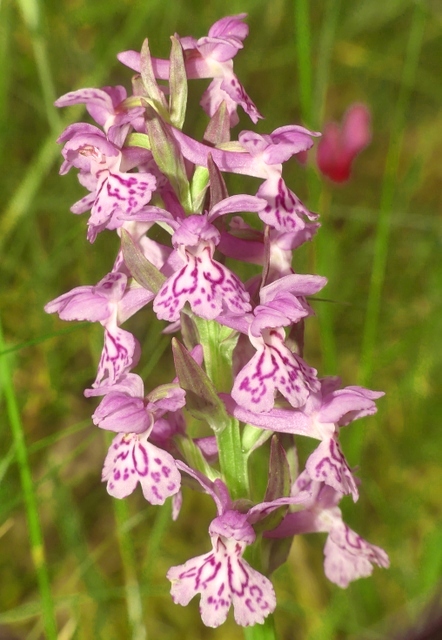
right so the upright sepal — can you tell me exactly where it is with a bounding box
[203,101,231,145]
[140,38,169,118]
[264,435,292,503]
[169,36,188,129]
[253,435,292,534]
[208,155,229,210]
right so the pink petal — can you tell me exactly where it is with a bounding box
[231,331,319,413]
[93,327,140,387]
[44,286,109,322]
[92,392,150,433]
[102,433,180,505]
[324,523,389,588]
[342,104,372,157]
[257,176,318,232]
[305,438,359,501]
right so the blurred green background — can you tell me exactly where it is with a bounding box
[1,0,442,638]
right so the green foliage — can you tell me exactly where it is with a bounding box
[1,0,442,638]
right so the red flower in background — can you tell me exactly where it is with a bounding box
[317,104,372,183]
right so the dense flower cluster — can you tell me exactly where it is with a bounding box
[46,14,388,629]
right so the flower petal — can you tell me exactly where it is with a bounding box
[324,523,389,588]
[153,248,251,322]
[305,438,359,501]
[102,433,180,504]
[232,331,319,413]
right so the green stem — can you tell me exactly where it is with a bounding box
[0,316,57,638]
[195,318,249,499]
[143,500,172,583]
[314,185,338,375]
[216,418,249,500]
[312,0,342,128]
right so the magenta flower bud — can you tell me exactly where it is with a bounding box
[317,103,372,183]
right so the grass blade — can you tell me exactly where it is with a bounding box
[0,316,57,638]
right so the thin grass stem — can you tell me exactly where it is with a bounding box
[16,0,61,134]
[294,0,312,126]
[359,4,427,386]
[0,0,165,253]
[113,498,148,640]
[0,316,58,638]
[295,1,341,375]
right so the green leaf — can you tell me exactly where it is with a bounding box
[145,106,192,212]
[169,36,188,129]
[171,338,230,433]
[120,229,166,294]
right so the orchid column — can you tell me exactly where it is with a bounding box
[45,13,389,634]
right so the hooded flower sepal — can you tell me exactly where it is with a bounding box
[54,85,145,146]
[152,204,264,322]
[85,372,186,434]
[250,273,327,337]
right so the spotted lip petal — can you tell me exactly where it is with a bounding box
[87,166,156,242]
[102,432,181,505]
[153,245,251,322]
[167,532,276,628]
[231,329,320,413]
